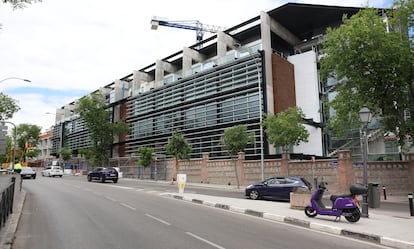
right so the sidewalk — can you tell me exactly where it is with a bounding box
[162,184,414,249]
[0,183,26,249]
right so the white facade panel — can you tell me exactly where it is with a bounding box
[288,50,323,156]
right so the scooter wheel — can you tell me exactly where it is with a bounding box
[305,206,317,217]
[344,208,360,223]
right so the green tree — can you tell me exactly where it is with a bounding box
[137,146,154,168]
[1,0,42,29]
[58,147,72,172]
[320,6,414,150]
[14,123,41,161]
[262,107,309,152]
[0,93,20,121]
[75,93,129,167]
[165,130,192,173]
[222,125,254,188]
[2,0,41,9]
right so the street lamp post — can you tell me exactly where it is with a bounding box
[152,153,158,181]
[0,77,31,84]
[1,121,17,167]
[359,107,372,218]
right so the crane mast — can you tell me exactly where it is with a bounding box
[151,17,225,42]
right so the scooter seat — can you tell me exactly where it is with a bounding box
[330,194,353,202]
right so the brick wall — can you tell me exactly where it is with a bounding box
[162,151,413,196]
[122,150,413,196]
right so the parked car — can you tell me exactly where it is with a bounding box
[87,167,118,183]
[20,166,36,179]
[245,176,312,201]
[42,166,63,177]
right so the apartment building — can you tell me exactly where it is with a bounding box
[36,128,54,166]
[50,3,397,161]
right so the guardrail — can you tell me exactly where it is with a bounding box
[0,176,15,230]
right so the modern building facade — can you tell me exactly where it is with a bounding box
[49,3,398,162]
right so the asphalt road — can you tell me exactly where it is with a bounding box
[12,176,390,249]
[66,175,410,214]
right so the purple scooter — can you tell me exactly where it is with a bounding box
[304,183,367,223]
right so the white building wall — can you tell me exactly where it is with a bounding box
[288,50,323,156]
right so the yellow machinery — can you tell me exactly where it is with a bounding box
[1,141,32,168]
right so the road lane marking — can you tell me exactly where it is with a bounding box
[120,202,136,211]
[145,213,171,226]
[112,186,134,190]
[105,196,117,202]
[185,232,226,249]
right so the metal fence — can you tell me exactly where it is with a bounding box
[0,175,15,230]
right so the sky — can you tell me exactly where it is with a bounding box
[0,0,393,133]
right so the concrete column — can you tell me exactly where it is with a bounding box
[155,60,179,88]
[201,152,209,183]
[280,151,290,176]
[260,11,274,115]
[337,150,355,194]
[237,152,246,186]
[182,47,206,77]
[155,60,164,87]
[132,70,154,95]
[217,31,240,58]
[406,153,414,193]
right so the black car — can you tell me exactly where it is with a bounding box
[245,176,312,201]
[87,167,118,183]
[20,166,36,179]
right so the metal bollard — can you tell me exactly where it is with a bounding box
[409,193,414,216]
[383,185,387,200]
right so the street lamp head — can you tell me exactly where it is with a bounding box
[359,107,372,124]
[0,77,31,84]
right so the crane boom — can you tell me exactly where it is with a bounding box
[151,17,225,42]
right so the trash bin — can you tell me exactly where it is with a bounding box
[368,183,380,208]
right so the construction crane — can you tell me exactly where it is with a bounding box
[150,16,226,43]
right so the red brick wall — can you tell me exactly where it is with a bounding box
[272,53,296,113]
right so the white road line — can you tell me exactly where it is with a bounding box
[120,202,136,211]
[185,232,226,249]
[105,196,117,202]
[111,186,134,190]
[145,213,171,226]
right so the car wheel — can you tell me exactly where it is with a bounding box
[87,175,92,182]
[60,175,63,178]
[32,176,36,179]
[249,189,260,200]
[100,175,105,183]
[113,178,118,183]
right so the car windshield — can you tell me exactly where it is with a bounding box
[21,167,33,172]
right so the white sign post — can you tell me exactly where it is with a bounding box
[177,174,187,194]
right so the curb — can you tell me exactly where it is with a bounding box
[0,190,26,249]
[166,194,414,249]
